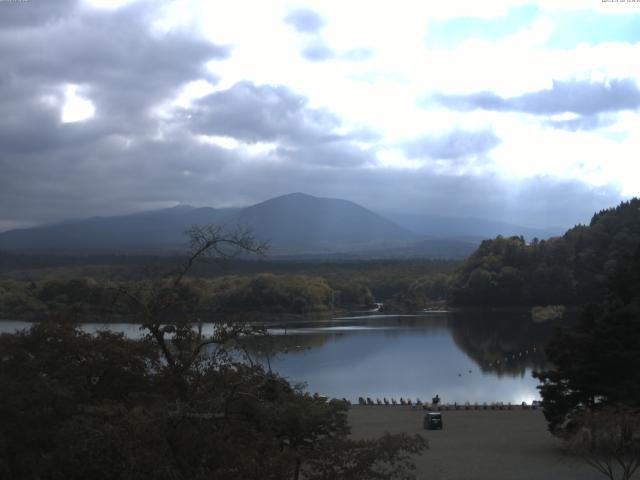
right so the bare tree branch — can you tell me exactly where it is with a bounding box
[113,224,268,375]
[568,406,640,480]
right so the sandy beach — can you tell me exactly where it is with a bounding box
[348,406,602,480]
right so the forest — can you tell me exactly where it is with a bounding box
[0,258,456,320]
[1,198,639,321]
[449,198,640,306]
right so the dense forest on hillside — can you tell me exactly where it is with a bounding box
[0,275,341,321]
[0,254,457,297]
[0,271,447,321]
[2,198,639,316]
[449,198,640,306]
[0,258,457,320]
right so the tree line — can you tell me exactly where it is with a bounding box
[450,198,640,306]
[0,260,459,320]
[3,198,639,316]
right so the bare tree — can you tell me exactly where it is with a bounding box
[116,225,268,377]
[567,405,640,480]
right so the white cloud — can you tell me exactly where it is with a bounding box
[196,135,239,149]
[376,148,423,169]
[187,0,639,198]
[196,135,277,157]
[2,0,638,229]
[61,84,95,123]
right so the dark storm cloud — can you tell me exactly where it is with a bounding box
[0,0,77,28]
[0,131,241,225]
[0,0,228,151]
[0,0,377,228]
[432,79,640,115]
[276,142,375,167]
[185,81,348,145]
[0,0,232,227]
[0,0,628,234]
[403,129,500,161]
[0,129,624,232]
[284,8,326,33]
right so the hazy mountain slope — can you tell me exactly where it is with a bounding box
[0,193,482,258]
[230,193,418,248]
[387,212,562,241]
[0,194,416,255]
[0,206,238,254]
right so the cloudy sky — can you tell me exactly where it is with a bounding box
[2,0,639,232]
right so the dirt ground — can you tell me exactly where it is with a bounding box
[348,406,603,480]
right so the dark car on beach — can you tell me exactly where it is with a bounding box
[424,412,443,430]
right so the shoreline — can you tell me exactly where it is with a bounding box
[0,308,354,325]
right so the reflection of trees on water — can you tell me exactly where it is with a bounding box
[244,331,331,360]
[245,314,450,360]
[244,310,558,378]
[448,310,552,377]
[379,315,449,333]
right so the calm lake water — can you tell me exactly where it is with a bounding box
[0,310,556,404]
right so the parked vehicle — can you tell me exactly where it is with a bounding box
[424,412,443,430]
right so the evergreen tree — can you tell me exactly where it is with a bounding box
[534,246,640,434]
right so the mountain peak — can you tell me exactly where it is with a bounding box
[236,192,415,248]
[0,193,478,258]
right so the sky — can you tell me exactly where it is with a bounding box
[1,0,639,232]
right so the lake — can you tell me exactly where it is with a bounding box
[0,309,556,404]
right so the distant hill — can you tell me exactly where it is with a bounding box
[233,193,417,251]
[0,205,238,254]
[0,192,481,258]
[386,212,561,241]
[450,198,640,306]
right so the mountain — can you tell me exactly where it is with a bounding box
[0,205,239,254]
[0,193,480,258]
[0,194,421,256]
[386,212,562,241]
[233,193,417,251]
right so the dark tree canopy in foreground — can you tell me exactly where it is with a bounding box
[534,245,640,435]
[0,226,427,480]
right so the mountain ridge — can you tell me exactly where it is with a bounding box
[0,193,533,259]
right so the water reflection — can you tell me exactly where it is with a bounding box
[252,311,558,403]
[448,310,549,377]
[0,311,560,403]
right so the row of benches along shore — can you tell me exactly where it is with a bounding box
[354,397,541,410]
